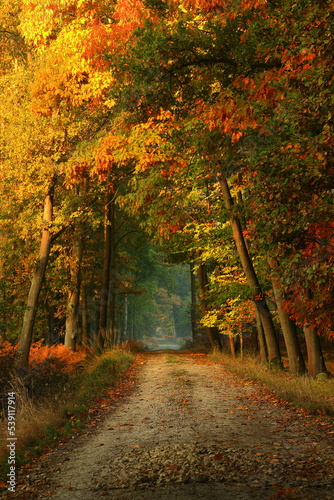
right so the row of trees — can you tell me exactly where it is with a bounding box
[1,0,333,375]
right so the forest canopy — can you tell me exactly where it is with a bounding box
[0,0,333,376]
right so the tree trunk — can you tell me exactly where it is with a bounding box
[129,297,136,340]
[122,295,128,341]
[18,178,55,368]
[64,225,83,349]
[228,335,236,358]
[255,306,268,363]
[80,283,89,347]
[303,324,327,376]
[218,175,282,368]
[239,333,244,360]
[190,263,198,342]
[197,262,222,350]
[107,196,116,347]
[0,257,6,344]
[268,256,305,374]
[98,190,114,350]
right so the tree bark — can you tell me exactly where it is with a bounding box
[129,297,136,340]
[255,306,268,363]
[107,196,116,347]
[239,332,244,360]
[190,263,198,342]
[64,225,83,349]
[18,177,55,368]
[228,335,237,358]
[80,283,89,347]
[197,262,222,350]
[303,324,327,376]
[122,295,128,341]
[268,256,305,374]
[98,190,115,350]
[218,175,282,368]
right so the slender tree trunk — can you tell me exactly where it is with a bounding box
[107,197,116,347]
[18,178,55,368]
[255,306,268,363]
[268,256,305,374]
[130,298,136,340]
[190,263,198,342]
[239,333,244,360]
[218,175,282,368]
[0,257,6,344]
[228,335,236,358]
[197,262,222,350]
[64,225,83,349]
[115,325,121,345]
[107,288,116,346]
[130,297,136,340]
[80,283,89,347]
[122,295,128,340]
[303,324,327,376]
[98,190,114,350]
[302,290,327,376]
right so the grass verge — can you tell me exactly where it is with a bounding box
[0,349,134,484]
[210,350,334,417]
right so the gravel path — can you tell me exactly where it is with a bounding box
[12,353,334,499]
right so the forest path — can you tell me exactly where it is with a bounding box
[16,353,334,499]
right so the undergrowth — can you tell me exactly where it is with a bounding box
[210,350,334,417]
[0,344,134,485]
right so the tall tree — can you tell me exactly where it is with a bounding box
[98,189,115,350]
[267,256,305,374]
[64,222,84,349]
[18,177,55,367]
[218,175,282,367]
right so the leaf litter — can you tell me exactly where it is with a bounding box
[7,353,334,499]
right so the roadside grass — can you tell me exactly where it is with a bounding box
[0,349,134,484]
[210,350,334,417]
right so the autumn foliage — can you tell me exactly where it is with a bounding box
[0,341,90,397]
[0,0,333,376]
[28,340,89,373]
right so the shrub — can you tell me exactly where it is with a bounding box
[0,340,92,409]
[115,339,145,353]
[29,340,89,374]
[0,341,17,387]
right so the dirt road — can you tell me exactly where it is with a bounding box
[13,353,334,499]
